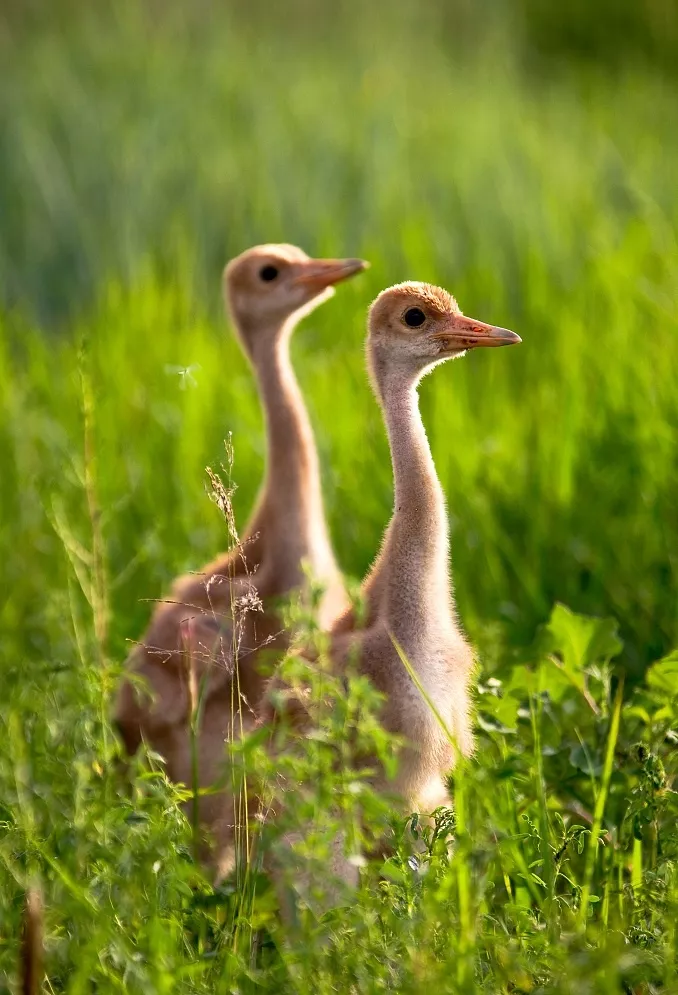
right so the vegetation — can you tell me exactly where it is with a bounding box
[1,2,677,991]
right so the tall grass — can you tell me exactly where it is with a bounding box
[1,2,677,991]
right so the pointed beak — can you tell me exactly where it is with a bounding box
[433,313,521,351]
[292,257,369,292]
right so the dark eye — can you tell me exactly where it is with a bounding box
[404,307,426,328]
[259,264,279,282]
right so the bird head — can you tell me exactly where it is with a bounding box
[224,243,368,351]
[367,281,520,385]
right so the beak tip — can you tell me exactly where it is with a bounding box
[496,327,521,346]
[348,258,370,274]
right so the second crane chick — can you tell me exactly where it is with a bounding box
[116,244,367,874]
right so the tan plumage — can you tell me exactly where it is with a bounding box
[115,243,367,875]
[264,281,520,865]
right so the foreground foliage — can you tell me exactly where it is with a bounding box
[1,567,677,993]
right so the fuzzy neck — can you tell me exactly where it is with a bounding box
[367,353,452,643]
[247,321,337,585]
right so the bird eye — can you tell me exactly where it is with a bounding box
[404,307,426,328]
[259,265,279,282]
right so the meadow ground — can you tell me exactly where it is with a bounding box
[1,3,677,992]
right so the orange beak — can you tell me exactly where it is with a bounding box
[433,313,521,351]
[293,257,369,292]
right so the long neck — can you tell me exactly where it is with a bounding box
[247,322,337,584]
[367,358,452,642]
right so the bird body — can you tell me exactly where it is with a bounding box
[266,281,520,821]
[115,244,367,870]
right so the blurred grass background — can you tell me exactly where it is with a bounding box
[1,0,677,685]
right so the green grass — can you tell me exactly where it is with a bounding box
[1,3,677,992]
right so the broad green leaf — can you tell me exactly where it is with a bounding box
[544,603,623,692]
